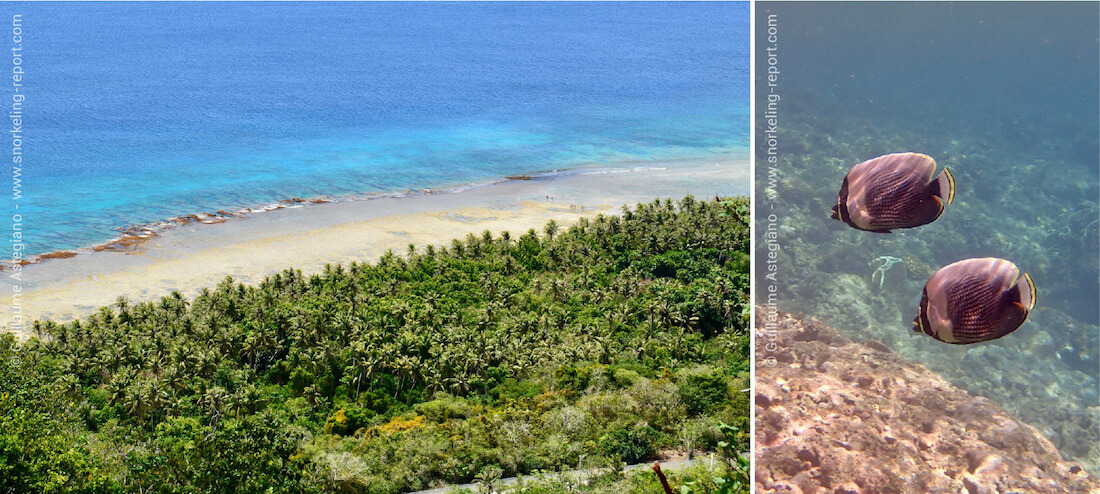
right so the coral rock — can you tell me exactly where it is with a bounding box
[756,310,1099,494]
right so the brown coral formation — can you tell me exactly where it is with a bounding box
[93,228,159,252]
[37,251,78,260]
[2,194,347,270]
[755,311,1098,494]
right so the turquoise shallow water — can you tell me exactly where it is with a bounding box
[11,2,749,256]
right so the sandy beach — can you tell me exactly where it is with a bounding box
[3,157,747,338]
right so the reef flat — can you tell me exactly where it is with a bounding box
[755,310,1098,494]
[2,158,745,336]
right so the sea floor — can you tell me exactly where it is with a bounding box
[2,156,748,335]
[756,95,1100,475]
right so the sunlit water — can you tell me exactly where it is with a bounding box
[13,2,749,256]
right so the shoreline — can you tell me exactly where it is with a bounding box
[7,155,739,267]
[2,166,573,267]
[3,156,747,337]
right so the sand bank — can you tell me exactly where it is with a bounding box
[2,157,747,338]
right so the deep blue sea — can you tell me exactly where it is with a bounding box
[14,2,749,256]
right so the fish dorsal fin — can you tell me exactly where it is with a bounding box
[1017,272,1037,311]
[930,167,956,205]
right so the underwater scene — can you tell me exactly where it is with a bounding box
[755,2,1099,492]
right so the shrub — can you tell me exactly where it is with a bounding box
[612,368,642,388]
[415,395,475,422]
[492,378,542,404]
[554,364,593,393]
[678,373,729,416]
[598,426,656,464]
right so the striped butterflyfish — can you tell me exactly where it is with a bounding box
[831,152,955,233]
[913,257,1037,344]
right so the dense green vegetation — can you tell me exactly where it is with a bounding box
[1,196,750,493]
[451,422,751,494]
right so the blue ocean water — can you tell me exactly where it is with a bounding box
[16,2,749,256]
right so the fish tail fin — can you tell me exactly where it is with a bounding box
[930,167,956,205]
[1017,272,1037,311]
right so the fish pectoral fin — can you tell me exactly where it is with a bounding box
[857,209,875,227]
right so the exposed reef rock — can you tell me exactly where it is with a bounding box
[93,228,158,252]
[9,198,327,267]
[37,251,78,260]
[755,310,1098,494]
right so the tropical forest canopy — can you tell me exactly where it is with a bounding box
[1,196,750,493]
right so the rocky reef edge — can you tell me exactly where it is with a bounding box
[755,310,1098,494]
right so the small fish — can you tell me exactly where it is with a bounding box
[913,257,1036,344]
[831,152,955,233]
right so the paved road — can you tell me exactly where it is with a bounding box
[406,457,701,494]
